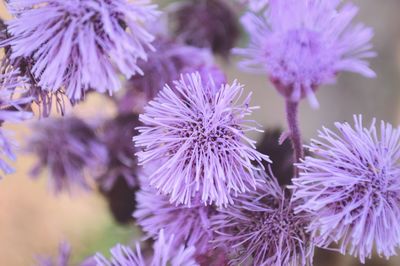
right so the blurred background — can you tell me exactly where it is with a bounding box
[1,0,400,265]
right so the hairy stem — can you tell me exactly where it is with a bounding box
[285,100,303,176]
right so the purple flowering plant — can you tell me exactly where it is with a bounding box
[1,0,399,265]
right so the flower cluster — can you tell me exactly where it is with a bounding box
[133,72,270,207]
[292,115,400,263]
[2,0,159,102]
[235,0,375,107]
[3,0,398,265]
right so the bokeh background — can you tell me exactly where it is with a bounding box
[1,0,400,265]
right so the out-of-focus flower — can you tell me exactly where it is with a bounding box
[134,169,216,254]
[292,115,400,263]
[27,116,107,193]
[171,0,239,58]
[211,173,314,265]
[118,37,222,114]
[235,0,375,107]
[97,113,140,190]
[95,229,198,266]
[0,62,33,175]
[133,72,270,207]
[2,0,159,102]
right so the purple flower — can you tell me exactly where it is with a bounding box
[2,0,159,102]
[133,72,270,207]
[171,0,240,57]
[97,113,140,191]
[27,116,107,193]
[134,168,216,254]
[291,115,400,263]
[0,63,33,175]
[95,229,198,266]
[211,173,314,265]
[118,37,219,114]
[235,0,375,107]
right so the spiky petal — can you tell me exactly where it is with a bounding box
[133,72,270,207]
[292,115,400,263]
[2,0,159,101]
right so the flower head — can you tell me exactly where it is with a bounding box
[172,0,240,57]
[119,37,220,113]
[235,0,375,107]
[95,229,198,266]
[133,72,270,207]
[97,113,140,191]
[134,168,216,254]
[211,173,314,266]
[3,0,159,101]
[292,115,400,263]
[27,116,107,193]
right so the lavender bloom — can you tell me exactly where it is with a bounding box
[292,115,400,263]
[235,0,375,107]
[211,173,314,265]
[118,37,218,114]
[97,113,140,191]
[133,72,270,207]
[134,170,216,254]
[95,230,198,266]
[27,116,107,193]
[172,0,239,58]
[2,0,159,102]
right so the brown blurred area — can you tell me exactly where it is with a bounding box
[0,0,400,265]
